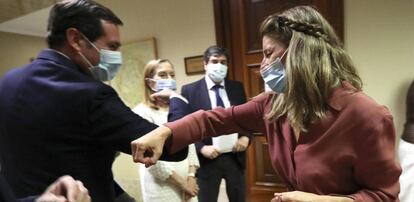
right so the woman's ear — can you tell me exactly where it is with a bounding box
[66,28,83,52]
[145,78,155,89]
[146,78,158,92]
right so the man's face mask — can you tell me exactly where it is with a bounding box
[148,78,177,92]
[260,49,288,93]
[78,33,123,81]
[206,63,228,83]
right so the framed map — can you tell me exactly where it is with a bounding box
[109,38,158,108]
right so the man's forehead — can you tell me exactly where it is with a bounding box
[210,55,227,60]
[98,20,121,48]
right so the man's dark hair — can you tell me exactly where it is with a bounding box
[203,45,229,63]
[47,0,123,49]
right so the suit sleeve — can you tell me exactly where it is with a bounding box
[165,94,269,154]
[89,85,187,161]
[181,86,207,153]
[168,96,191,122]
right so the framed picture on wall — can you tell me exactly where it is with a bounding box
[184,55,205,75]
[109,37,158,108]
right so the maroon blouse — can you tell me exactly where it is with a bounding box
[165,83,401,202]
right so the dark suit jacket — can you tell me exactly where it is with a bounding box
[0,175,37,202]
[0,49,186,202]
[180,78,249,173]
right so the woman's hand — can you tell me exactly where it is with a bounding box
[233,136,249,152]
[272,191,353,202]
[131,126,172,167]
[151,89,177,105]
[183,176,199,200]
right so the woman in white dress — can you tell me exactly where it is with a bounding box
[133,59,199,202]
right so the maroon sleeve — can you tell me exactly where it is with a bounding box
[349,113,401,202]
[165,94,270,153]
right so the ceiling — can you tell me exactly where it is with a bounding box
[0,0,56,37]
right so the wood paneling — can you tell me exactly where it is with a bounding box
[244,0,312,52]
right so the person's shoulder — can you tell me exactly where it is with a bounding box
[352,91,391,116]
[182,78,204,90]
[337,90,393,127]
[250,92,275,104]
[1,67,24,82]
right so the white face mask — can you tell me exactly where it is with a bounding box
[206,63,228,83]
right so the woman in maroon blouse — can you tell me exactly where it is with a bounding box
[132,6,401,202]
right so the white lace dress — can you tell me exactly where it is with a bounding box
[133,103,199,202]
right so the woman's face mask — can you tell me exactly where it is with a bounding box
[260,49,288,93]
[78,34,123,81]
[148,78,177,92]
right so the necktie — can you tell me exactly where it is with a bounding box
[212,85,225,107]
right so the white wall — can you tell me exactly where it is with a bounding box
[345,0,414,138]
[0,31,45,76]
[98,0,210,89]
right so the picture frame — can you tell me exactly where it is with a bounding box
[184,55,205,75]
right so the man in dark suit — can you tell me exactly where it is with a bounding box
[0,1,185,201]
[180,46,250,202]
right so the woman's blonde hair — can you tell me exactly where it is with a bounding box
[260,6,362,131]
[142,59,173,110]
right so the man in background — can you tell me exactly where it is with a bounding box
[180,46,250,202]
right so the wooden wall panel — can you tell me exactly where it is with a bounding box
[244,0,312,52]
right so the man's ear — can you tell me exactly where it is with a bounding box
[66,28,83,52]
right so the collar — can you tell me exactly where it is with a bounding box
[205,76,225,90]
[37,49,83,73]
[48,49,71,60]
[326,81,359,111]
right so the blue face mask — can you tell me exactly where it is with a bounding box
[260,50,288,93]
[78,34,123,81]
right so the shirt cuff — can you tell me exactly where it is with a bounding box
[170,94,189,104]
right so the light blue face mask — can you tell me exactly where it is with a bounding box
[260,49,288,93]
[78,34,123,81]
[149,78,177,92]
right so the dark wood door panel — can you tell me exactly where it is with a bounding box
[244,0,313,52]
[253,136,284,186]
[248,66,263,97]
[247,135,288,202]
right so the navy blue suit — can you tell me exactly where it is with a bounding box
[0,175,37,202]
[0,49,186,202]
[179,78,249,202]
